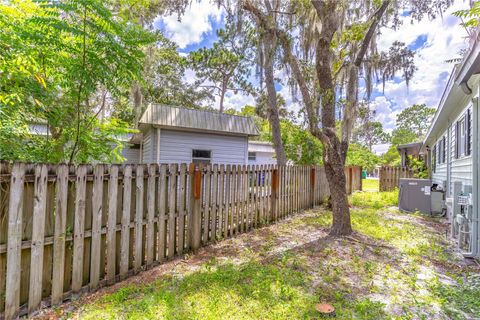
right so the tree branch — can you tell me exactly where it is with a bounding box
[354,0,391,67]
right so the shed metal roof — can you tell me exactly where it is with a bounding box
[139,104,259,136]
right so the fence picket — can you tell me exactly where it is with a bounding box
[4,163,25,320]
[27,165,48,313]
[72,165,87,292]
[120,165,132,278]
[51,165,68,305]
[224,165,231,237]
[157,165,167,260]
[134,165,144,272]
[106,165,118,283]
[178,164,187,254]
[210,164,218,239]
[146,164,156,266]
[217,165,225,239]
[89,165,104,289]
[168,164,177,258]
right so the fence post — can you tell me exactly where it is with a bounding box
[189,164,202,251]
[271,167,278,222]
[310,166,316,208]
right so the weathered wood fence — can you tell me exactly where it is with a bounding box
[379,166,415,191]
[0,163,361,319]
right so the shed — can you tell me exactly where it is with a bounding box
[247,141,276,165]
[124,104,260,165]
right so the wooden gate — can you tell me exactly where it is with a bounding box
[379,166,415,191]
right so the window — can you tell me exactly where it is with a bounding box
[248,152,256,161]
[454,109,474,159]
[192,149,211,165]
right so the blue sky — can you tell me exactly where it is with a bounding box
[155,0,470,132]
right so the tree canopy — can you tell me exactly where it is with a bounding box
[0,0,154,163]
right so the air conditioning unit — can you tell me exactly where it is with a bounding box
[399,178,432,214]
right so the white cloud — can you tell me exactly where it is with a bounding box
[158,1,223,49]
[220,91,256,110]
[374,0,470,127]
[370,96,398,132]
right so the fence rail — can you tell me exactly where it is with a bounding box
[379,166,415,191]
[0,162,361,319]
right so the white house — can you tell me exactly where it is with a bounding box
[423,33,480,258]
[122,104,261,165]
[247,141,276,165]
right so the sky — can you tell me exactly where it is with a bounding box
[155,0,471,132]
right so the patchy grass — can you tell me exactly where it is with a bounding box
[430,273,480,320]
[77,261,319,320]
[38,190,480,320]
[362,178,379,192]
[350,187,398,209]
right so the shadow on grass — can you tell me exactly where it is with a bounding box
[76,233,390,320]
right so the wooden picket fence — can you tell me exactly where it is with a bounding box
[0,162,362,319]
[379,166,415,191]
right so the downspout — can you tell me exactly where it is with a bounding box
[470,96,479,257]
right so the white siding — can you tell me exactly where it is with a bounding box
[248,151,276,165]
[142,128,153,163]
[431,103,473,194]
[121,146,140,164]
[158,129,248,164]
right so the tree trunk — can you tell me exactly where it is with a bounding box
[323,145,352,235]
[132,81,144,128]
[219,80,226,113]
[263,32,287,166]
[312,0,352,236]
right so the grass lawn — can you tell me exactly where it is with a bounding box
[39,191,480,320]
[362,178,379,192]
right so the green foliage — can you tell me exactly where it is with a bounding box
[409,156,429,178]
[346,143,381,171]
[141,34,212,112]
[236,106,323,165]
[453,2,480,27]
[382,103,435,166]
[395,103,436,139]
[382,145,401,166]
[189,25,255,111]
[0,0,152,163]
[390,128,418,145]
[279,121,323,165]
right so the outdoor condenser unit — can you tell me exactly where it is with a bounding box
[398,178,432,214]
